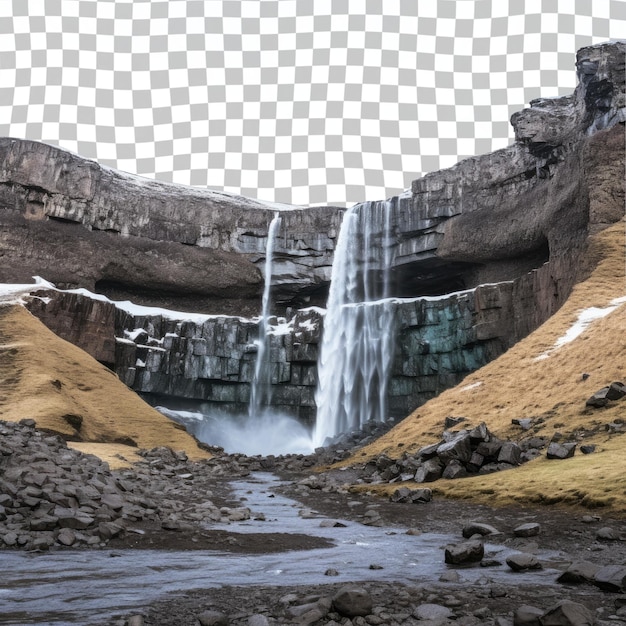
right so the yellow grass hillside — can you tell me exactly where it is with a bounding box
[0,304,210,468]
[346,221,626,516]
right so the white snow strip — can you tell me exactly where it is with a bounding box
[459,381,483,392]
[535,295,626,360]
[0,277,56,305]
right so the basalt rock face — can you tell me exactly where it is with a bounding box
[5,41,626,428]
[2,45,625,316]
[400,41,625,298]
[0,138,343,312]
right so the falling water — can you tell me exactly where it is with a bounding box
[313,199,397,447]
[249,212,282,417]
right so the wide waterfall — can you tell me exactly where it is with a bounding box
[313,199,397,447]
[249,211,282,417]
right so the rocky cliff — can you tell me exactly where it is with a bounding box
[3,40,625,427]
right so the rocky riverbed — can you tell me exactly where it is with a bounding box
[1,419,626,626]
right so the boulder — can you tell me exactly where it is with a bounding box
[332,586,373,617]
[414,458,443,483]
[413,603,454,621]
[606,381,626,400]
[506,553,543,571]
[197,610,229,626]
[593,565,626,593]
[437,431,472,464]
[462,522,501,538]
[546,442,576,460]
[442,460,468,480]
[444,539,484,564]
[514,604,544,625]
[557,561,601,585]
[468,422,491,442]
[390,487,432,503]
[538,600,594,625]
[498,442,522,465]
[513,523,541,537]
[596,526,619,541]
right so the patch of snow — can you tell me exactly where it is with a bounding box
[0,277,56,306]
[268,319,293,336]
[297,318,318,333]
[459,381,483,392]
[124,328,148,342]
[135,359,146,368]
[115,337,136,346]
[298,306,327,316]
[535,296,626,360]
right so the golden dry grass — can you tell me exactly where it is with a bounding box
[0,305,210,462]
[345,221,626,516]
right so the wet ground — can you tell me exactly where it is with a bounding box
[2,471,626,625]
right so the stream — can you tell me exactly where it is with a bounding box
[0,473,564,626]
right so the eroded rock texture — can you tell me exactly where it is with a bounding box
[3,41,625,422]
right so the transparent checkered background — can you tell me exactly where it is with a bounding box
[0,1,624,207]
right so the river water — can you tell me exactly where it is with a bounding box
[0,473,563,626]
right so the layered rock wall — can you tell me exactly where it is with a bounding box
[7,40,626,428]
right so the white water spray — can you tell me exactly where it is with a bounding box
[313,199,397,447]
[249,211,282,417]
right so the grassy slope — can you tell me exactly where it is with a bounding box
[0,304,210,468]
[345,222,626,516]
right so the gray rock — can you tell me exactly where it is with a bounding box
[197,610,229,626]
[546,442,576,460]
[437,432,472,464]
[444,539,484,565]
[498,442,522,465]
[462,522,501,538]
[414,603,454,620]
[415,458,444,483]
[390,487,432,503]
[593,565,626,593]
[586,387,611,407]
[595,527,619,541]
[2,531,18,546]
[506,553,543,571]
[513,523,541,537]
[607,381,626,400]
[56,528,77,547]
[557,561,601,585]
[332,586,373,617]
[442,460,468,479]
[247,616,270,626]
[538,600,594,625]
[468,422,490,442]
[514,605,544,625]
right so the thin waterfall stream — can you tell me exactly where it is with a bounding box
[249,211,282,418]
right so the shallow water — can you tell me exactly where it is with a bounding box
[0,473,563,626]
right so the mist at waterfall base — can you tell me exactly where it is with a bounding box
[155,212,317,457]
[156,405,316,456]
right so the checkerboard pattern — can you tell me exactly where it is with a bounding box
[0,1,624,207]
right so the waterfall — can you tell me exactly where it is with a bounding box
[249,212,282,417]
[313,199,397,447]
